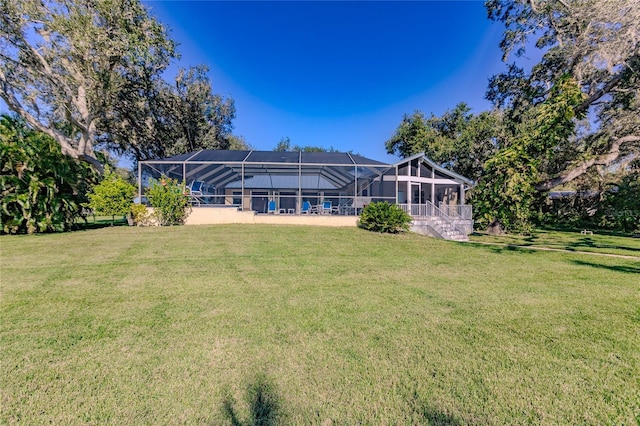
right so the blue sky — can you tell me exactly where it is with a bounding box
[0,1,509,164]
[144,0,507,162]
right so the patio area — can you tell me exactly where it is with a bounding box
[139,149,475,236]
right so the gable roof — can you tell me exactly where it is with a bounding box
[394,153,474,186]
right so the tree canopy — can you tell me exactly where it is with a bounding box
[0,0,176,168]
[100,65,237,160]
[486,0,640,190]
[385,103,503,182]
[1,0,239,166]
[273,136,338,153]
[386,0,640,231]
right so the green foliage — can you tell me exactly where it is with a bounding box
[472,148,537,233]
[0,115,97,234]
[1,0,177,166]
[86,167,136,223]
[358,202,412,233]
[130,203,152,226]
[385,104,502,182]
[146,177,191,225]
[597,173,640,233]
[273,136,337,153]
[472,76,586,233]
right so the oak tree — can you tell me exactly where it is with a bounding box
[0,0,176,169]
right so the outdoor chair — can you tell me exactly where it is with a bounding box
[337,199,352,215]
[301,200,312,214]
[268,200,277,214]
[321,201,333,214]
[188,180,205,205]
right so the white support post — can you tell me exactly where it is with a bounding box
[298,152,302,214]
[395,165,398,204]
[241,163,245,211]
[353,165,358,216]
[431,166,435,205]
[138,161,142,203]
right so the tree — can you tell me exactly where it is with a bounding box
[273,136,337,153]
[99,65,236,160]
[167,65,236,155]
[486,0,640,191]
[386,0,639,232]
[385,104,503,182]
[86,166,136,224]
[273,137,292,152]
[472,75,587,231]
[227,134,252,151]
[1,115,97,234]
[0,0,176,168]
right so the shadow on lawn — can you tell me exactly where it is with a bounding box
[419,407,464,426]
[221,374,283,426]
[405,388,464,426]
[572,259,640,274]
[564,237,640,253]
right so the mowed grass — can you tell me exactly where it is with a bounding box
[1,225,639,425]
[470,228,640,258]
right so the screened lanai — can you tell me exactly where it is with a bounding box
[138,150,474,217]
[138,150,395,215]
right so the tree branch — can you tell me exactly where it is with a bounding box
[1,69,74,152]
[574,71,625,114]
[1,69,101,172]
[535,135,640,191]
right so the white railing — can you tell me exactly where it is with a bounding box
[399,201,472,235]
[438,203,473,220]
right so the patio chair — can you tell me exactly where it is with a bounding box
[301,200,312,214]
[321,201,332,214]
[267,200,277,214]
[338,199,353,215]
[188,180,205,205]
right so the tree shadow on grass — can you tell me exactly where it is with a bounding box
[564,237,640,253]
[405,389,464,426]
[572,259,640,274]
[420,407,465,426]
[221,374,283,426]
[474,244,538,255]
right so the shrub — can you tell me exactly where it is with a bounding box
[358,201,412,233]
[86,166,136,224]
[146,177,191,225]
[0,115,97,234]
[130,203,152,226]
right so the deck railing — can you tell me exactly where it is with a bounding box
[398,201,472,235]
[438,203,473,220]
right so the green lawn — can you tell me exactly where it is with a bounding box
[470,228,640,258]
[1,225,639,424]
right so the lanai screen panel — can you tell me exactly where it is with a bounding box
[139,150,396,210]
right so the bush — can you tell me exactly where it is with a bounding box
[0,115,97,234]
[358,201,412,233]
[146,177,191,225]
[130,203,152,226]
[86,166,136,224]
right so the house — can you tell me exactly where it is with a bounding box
[138,150,474,239]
